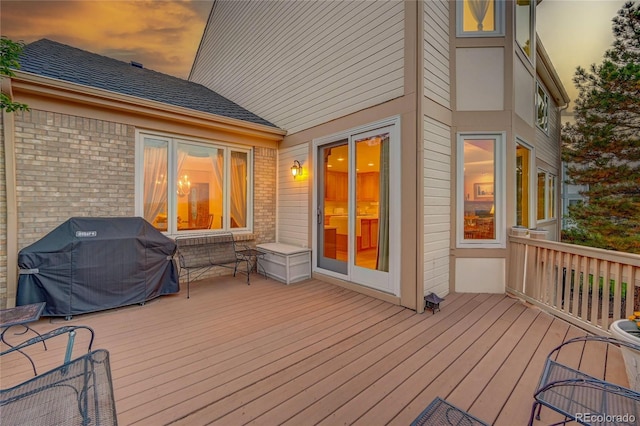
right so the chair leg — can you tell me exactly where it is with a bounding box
[187,270,190,299]
[245,259,251,285]
[528,401,538,425]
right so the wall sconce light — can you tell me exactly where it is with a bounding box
[291,160,302,178]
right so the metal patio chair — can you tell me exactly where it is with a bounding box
[529,335,640,425]
[1,325,117,425]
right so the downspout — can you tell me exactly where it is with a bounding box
[1,77,19,308]
[415,0,425,313]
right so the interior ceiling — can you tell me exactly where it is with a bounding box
[326,142,381,173]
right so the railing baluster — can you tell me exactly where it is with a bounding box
[602,260,610,331]
[506,236,640,335]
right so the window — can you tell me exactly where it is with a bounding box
[137,132,252,234]
[457,0,504,37]
[515,0,535,59]
[537,169,556,222]
[457,133,505,247]
[536,83,549,132]
[516,142,532,228]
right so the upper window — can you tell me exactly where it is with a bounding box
[537,169,556,222]
[515,0,535,59]
[136,132,252,235]
[457,0,505,37]
[536,83,549,132]
[457,133,505,247]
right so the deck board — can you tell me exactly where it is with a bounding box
[1,275,633,425]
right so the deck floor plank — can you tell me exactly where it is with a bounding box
[1,276,632,426]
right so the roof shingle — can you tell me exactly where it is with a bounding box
[18,39,277,128]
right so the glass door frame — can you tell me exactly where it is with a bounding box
[312,116,401,296]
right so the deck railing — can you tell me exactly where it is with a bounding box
[507,235,640,336]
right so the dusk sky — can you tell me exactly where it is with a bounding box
[0,0,630,110]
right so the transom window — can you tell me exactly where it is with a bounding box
[456,0,504,37]
[536,83,549,132]
[537,169,556,222]
[136,132,252,234]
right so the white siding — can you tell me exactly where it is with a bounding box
[423,0,450,108]
[423,116,451,297]
[191,0,405,134]
[277,144,310,246]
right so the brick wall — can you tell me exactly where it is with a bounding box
[5,109,278,299]
[14,109,136,247]
[253,146,277,245]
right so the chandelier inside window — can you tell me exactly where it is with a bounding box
[177,174,191,197]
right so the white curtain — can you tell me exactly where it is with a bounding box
[143,141,168,226]
[469,0,490,31]
[230,151,247,228]
[210,150,224,228]
[376,136,390,272]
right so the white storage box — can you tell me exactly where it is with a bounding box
[257,243,311,284]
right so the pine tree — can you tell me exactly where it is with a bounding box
[0,37,29,112]
[562,1,640,254]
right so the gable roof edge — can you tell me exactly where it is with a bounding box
[11,70,286,142]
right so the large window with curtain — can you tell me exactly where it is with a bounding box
[456,0,504,37]
[137,132,252,234]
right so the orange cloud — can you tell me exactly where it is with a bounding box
[1,0,212,78]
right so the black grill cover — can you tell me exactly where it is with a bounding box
[17,217,179,316]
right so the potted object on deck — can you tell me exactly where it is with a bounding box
[528,228,548,240]
[610,316,640,391]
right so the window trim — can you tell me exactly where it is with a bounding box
[456,132,506,248]
[515,138,535,229]
[456,0,505,38]
[514,0,536,61]
[536,168,556,224]
[135,130,254,236]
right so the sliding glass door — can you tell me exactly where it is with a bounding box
[315,123,396,294]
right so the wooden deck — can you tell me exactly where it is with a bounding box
[1,275,629,425]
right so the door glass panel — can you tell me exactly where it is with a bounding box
[317,141,348,274]
[355,134,389,272]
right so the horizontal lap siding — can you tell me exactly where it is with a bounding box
[277,145,309,246]
[423,0,450,108]
[424,117,451,296]
[191,1,405,133]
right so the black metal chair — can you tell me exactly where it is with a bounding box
[529,335,640,425]
[1,325,117,425]
[411,397,489,426]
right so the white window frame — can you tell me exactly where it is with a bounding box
[536,82,549,133]
[456,0,505,37]
[456,132,506,248]
[515,138,535,228]
[135,130,253,236]
[536,168,556,223]
[514,0,536,61]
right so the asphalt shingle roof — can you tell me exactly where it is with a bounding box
[18,39,277,128]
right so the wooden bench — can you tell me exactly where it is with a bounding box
[175,233,243,298]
